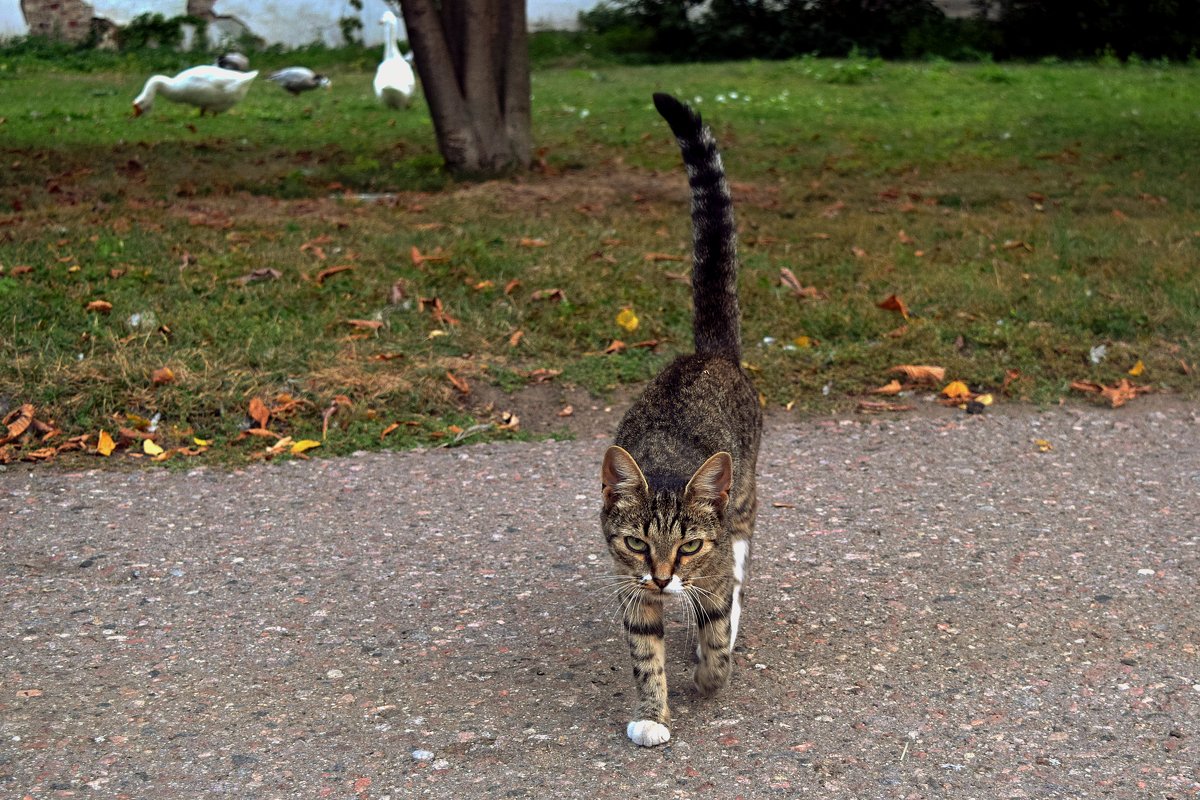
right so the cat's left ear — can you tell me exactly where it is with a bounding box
[685,451,733,514]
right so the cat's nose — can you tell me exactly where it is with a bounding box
[652,576,672,589]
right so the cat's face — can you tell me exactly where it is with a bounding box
[601,446,732,597]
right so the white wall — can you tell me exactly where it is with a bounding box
[0,0,28,39]
[0,0,596,44]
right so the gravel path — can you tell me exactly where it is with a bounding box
[2,404,1197,798]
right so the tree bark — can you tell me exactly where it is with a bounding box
[396,0,532,175]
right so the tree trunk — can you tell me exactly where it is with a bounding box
[397,0,532,176]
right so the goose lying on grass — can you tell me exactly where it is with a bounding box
[268,67,332,95]
[133,65,258,117]
[374,10,416,109]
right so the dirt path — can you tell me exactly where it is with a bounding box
[2,403,1197,798]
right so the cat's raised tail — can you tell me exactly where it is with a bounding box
[652,92,742,360]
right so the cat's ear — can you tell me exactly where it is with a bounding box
[685,451,733,514]
[602,445,648,511]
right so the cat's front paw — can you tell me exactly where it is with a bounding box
[626,719,671,747]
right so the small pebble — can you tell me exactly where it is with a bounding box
[412,749,434,761]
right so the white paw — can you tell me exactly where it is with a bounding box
[626,719,671,747]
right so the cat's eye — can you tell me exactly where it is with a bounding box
[624,536,649,553]
[678,539,703,555]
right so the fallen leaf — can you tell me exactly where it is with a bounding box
[877,294,910,319]
[1002,239,1034,252]
[851,246,867,258]
[531,288,566,303]
[143,439,164,456]
[518,237,548,247]
[473,279,495,291]
[527,368,562,383]
[1034,438,1053,452]
[1,403,34,444]
[248,397,270,428]
[792,336,814,348]
[193,436,211,446]
[557,405,574,417]
[616,307,639,333]
[889,364,945,384]
[151,367,175,385]
[631,339,661,349]
[772,502,796,509]
[1128,359,1145,377]
[857,400,915,413]
[975,393,994,406]
[16,689,43,698]
[380,422,400,438]
[233,268,282,286]
[504,278,521,295]
[1070,378,1152,408]
[97,430,116,456]
[315,265,354,285]
[820,200,846,218]
[290,439,321,455]
[86,299,113,314]
[885,324,909,338]
[508,330,524,347]
[25,447,57,461]
[898,229,916,245]
[605,340,627,355]
[872,379,903,395]
[941,380,972,400]
[410,246,449,267]
[497,411,520,431]
[345,319,384,330]
[419,297,459,326]
[779,268,824,299]
[644,252,686,262]
[446,371,471,395]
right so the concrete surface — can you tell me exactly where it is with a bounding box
[2,404,1197,798]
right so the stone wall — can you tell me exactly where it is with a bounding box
[20,0,93,42]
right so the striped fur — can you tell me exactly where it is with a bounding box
[601,94,763,748]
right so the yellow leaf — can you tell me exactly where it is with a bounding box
[941,380,971,399]
[616,307,639,333]
[1034,439,1053,452]
[143,439,164,456]
[1128,360,1145,377]
[976,393,994,406]
[97,430,116,457]
[290,439,322,454]
[793,335,813,348]
[193,436,211,446]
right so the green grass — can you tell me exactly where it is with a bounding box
[1,52,1198,465]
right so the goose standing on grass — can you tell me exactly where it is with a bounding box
[217,52,250,71]
[374,10,415,109]
[133,65,258,117]
[268,67,331,95]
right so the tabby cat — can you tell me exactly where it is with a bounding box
[601,93,763,747]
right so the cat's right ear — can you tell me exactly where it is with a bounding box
[602,445,648,511]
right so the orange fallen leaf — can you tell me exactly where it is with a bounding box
[315,265,354,285]
[248,397,270,428]
[877,294,910,319]
[605,340,627,354]
[446,371,471,395]
[1,403,34,445]
[941,380,972,400]
[557,405,574,417]
[380,422,400,439]
[531,288,566,303]
[96,430,116,456]
[889,364,945,384]
[345,319,384,330]
[1071,378,1151,408]
[1127,360,1145,377]
[508,330,524,347]
[151,367,175,386]
[779,268,824,299]
[518,237,548,247]
[410,246,449,267]
[86,299,113,314]
[872,379,903,395]
[644,252,686,262]
[527,368,562,383]
[504,278,521,295]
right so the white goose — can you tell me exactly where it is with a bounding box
[133,65,258,117]
[374,11,416,109]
